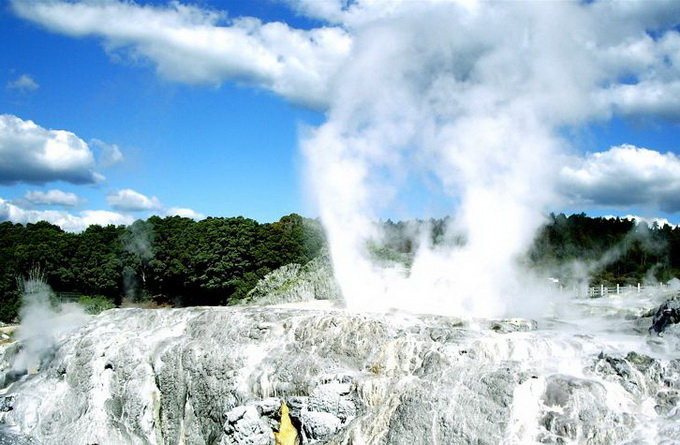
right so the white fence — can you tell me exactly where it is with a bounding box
[566,283,678,298]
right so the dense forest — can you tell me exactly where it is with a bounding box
[1,212,679,322]
[530,213,680,285]
[0,214,325,322]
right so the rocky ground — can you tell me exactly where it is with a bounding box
[0,288,679,444]
[242,255,341,306]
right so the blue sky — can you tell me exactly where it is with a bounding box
[1,0,680,230]
[1,1,324,223]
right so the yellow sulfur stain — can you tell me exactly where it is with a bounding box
[274,403,298,445]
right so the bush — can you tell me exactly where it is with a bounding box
[77,295,115,315]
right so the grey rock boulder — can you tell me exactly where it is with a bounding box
[650,299,680,334]
[488,319,538,333]
[222,405,273,445]
[540,375,634,444]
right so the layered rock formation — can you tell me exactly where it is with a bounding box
[243,255,341,306]
[0,290,679,444]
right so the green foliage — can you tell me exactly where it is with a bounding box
[77,295,116,315]
[1,211,676,323]
[0,214,326,322]
[529,213,677,284]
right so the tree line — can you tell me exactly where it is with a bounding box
[0,214,325,322]
[530,213,680,285]
[1,212,679,322]
[376,213,680,285]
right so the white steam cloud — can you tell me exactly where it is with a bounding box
[11,0,680,317]
[12,274,90,374]
[302,1,680,317]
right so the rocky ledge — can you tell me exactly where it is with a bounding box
[0,305,679,444]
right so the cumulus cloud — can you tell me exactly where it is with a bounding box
[24,189,81,207]
[162,207,204,220]
[560,144,680,212]
[11,0,680,117]
[0,192,203,231]
[107,189,162,211]
[10,0,351,108]
[293,0,680,28]
[0,114,103,185]
[91,139,124,167]
[0,198,132,232]
[6,74,39,92]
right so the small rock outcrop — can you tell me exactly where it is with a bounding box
[488,319,538,333]
[650,298,680,334]
[220,376,360,444]
[539,374,633,444]
[0,343,19,389]
[243,255,341,306]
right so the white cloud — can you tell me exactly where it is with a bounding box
[0,114,103,185]
[0,198,133,232]
[560,144,680,212]
[289,0,680,29]
[24,189,81,207]
[603,214,677,229]
[162,206,204,220]
[607,80,680,121]
[286,0,480,26]
[6,74,39,92]
[11,0,680,118]
[107,189,162,211]
[11,0,351,108]
[0,194,204,231]
[91,139,124,167]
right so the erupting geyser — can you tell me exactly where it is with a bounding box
[303,1,679,318]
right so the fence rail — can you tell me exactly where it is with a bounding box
[561,283,678,298]
[54,292,82,302]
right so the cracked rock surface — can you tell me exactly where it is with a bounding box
[1,291,680,444]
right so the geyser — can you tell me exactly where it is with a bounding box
[303,1,672,317]
[11,273,89,375]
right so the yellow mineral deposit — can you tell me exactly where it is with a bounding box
[274,403,297,445]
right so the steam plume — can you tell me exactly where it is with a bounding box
[12,271,89,374]
[121,220,155,302]
[303,2,641,317]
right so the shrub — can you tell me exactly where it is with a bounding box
[77,295,115,315]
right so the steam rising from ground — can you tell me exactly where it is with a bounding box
[12,274,89,373]
[303,2,669,317]
[121,220,155,302]
[556,221,669,291]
